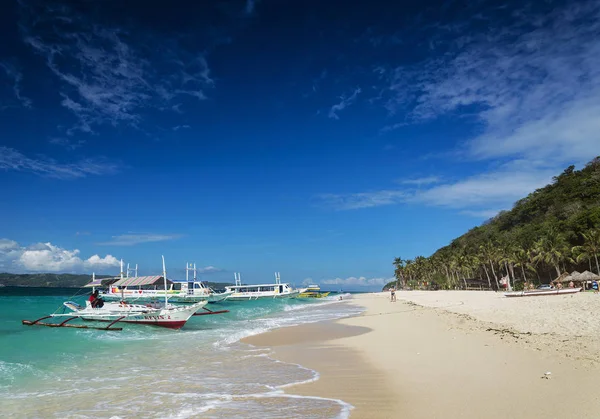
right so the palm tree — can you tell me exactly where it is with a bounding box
[572,230,600,274]
[480,242,500,289]
[533,228,571,279]
[393,257,405,289]
[512,246,530,285]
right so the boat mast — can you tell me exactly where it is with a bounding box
[162,255,168,307]
[120,259,124,300]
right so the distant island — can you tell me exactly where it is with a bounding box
[0,273,233,290]
[386,156,600,291]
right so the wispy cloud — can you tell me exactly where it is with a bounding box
[245,0,259,15]
[49,137,85,150]
[315,161,555,214]
[398,176,441,186]
[316,190,407,210]
[380,0,600,164]
[0,61,32,109]
[97,233,183,246]
[0,146,121,179]
[172,125,191,131]
[0,238,119,273]
[197,266,223,274]
[328,87,361,119]
[19,1,213,134]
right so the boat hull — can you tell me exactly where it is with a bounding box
[62,301,206,329]
[504,288,582,297]
[226,292,299,301]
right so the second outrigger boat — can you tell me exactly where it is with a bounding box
[225,272,299,300]
[95,262,232,303]
[297,284,330,298]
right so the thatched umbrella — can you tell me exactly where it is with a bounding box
[553,272,570,283]
[570,271,582,280]
[578,271,600,281]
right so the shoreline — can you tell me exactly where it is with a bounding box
[243,291,600,418]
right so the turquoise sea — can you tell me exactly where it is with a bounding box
[0,287,361,418]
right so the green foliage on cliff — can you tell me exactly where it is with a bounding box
[389,157,600,291]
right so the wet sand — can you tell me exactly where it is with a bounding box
[243,292,600,418]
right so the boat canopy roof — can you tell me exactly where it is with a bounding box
[228,283,290,288]
[112,275,173,287]
[84,276,120,288]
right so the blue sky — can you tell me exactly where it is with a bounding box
[1,0,599,290]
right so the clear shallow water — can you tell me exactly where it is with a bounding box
[0,288,361,418]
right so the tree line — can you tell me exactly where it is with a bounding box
[386,157,600,291]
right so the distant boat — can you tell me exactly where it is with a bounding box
[297,284,330,298]
[225,272,299,300]
[504,287,582,297]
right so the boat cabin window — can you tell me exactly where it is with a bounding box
[194,283,203,289]
[172,283,182,291]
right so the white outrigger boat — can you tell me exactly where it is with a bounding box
[225,272,299,301]
[504,287,582,298]
[22,257,228,331]
[98,262,232,303]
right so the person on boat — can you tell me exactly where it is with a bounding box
[89,290,104,308]
[568,281,574,288]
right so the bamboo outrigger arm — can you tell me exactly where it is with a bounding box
[22,314,124,331]
[192,307,230,316]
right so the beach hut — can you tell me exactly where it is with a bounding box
[575,271,600,290]
[552,272,570,284]
[578,271,600,281]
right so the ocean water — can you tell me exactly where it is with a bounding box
[0,287,362,418]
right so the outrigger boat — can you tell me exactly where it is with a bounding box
[225,272,299,301]
[504,287,582,298]
[22,256,229,331]
[297,284,330,298]
[98,262,232,303]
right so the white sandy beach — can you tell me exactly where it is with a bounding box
[244,291,600,418]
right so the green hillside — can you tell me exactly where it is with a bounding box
[388,157,600,291]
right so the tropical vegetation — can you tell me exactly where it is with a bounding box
[385,157,600,291]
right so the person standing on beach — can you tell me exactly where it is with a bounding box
[390,287,396,302]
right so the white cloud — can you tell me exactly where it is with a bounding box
[320,2,600,216]
[19,2,213,134]
[320,276,392,287]
[381,0,600,165]
[0,61,32,109]
[328,87,361,119]
[0,146,121,179]
[398,176,441,186]
[97,233,183,246]
[245,0,259,15]
[0,239,119,273]
[316,190,407,210]
[172,125,191,131]
[197,266,223,274]
[315,161,555,214]
[412,163,555,208]
[49,137,85,150]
